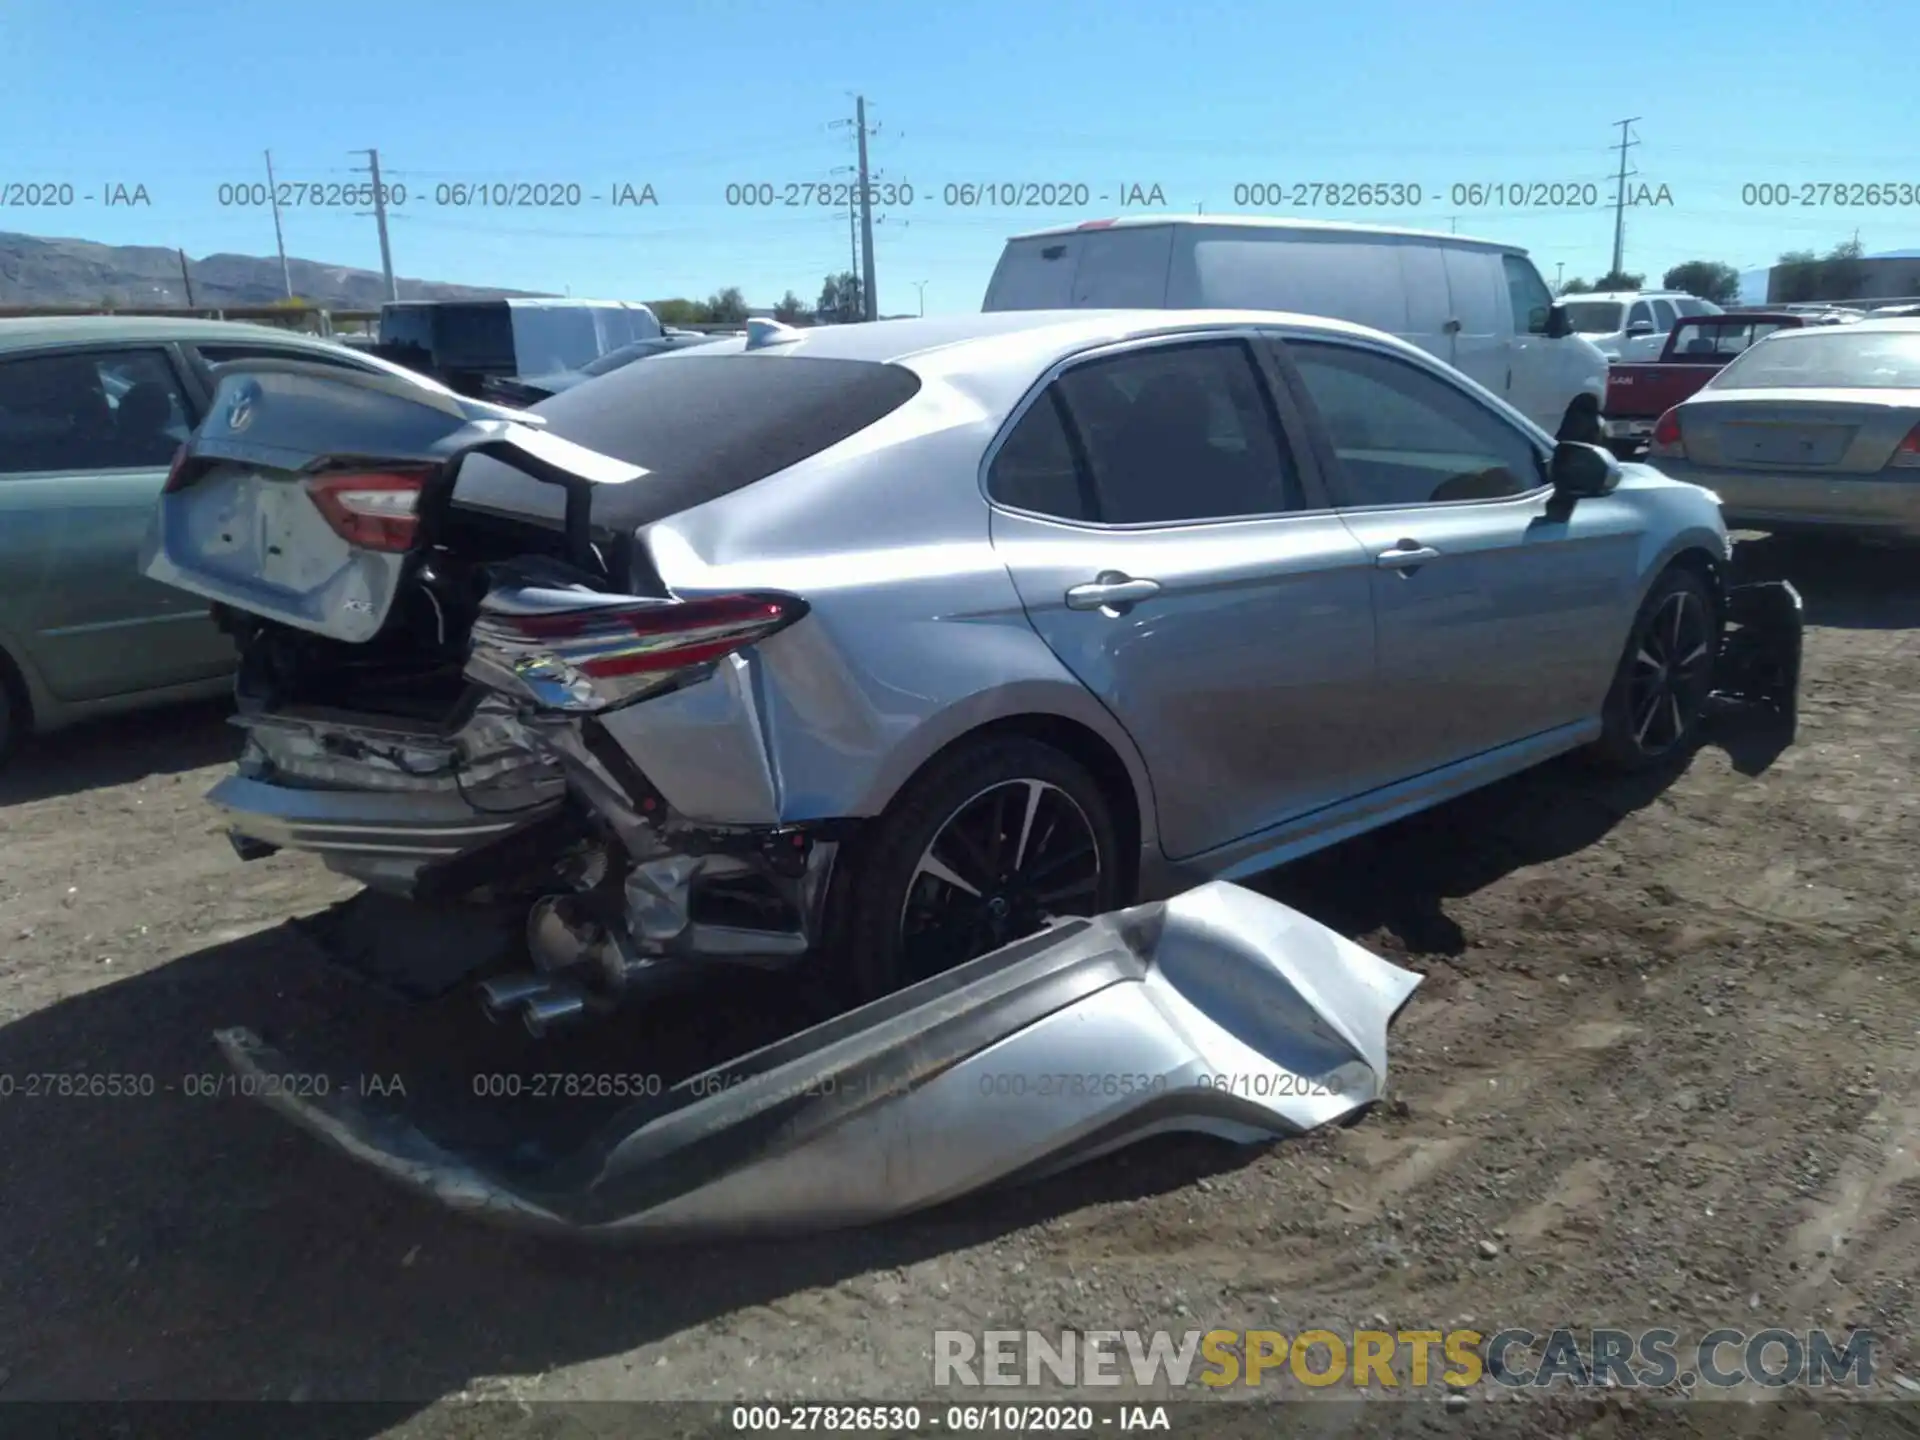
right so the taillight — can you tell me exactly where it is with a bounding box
[162,443,194,494]
[468,592,809,712]
[1648,408,1686,460]
[305,471,430,553]
[1892,422,1920,469]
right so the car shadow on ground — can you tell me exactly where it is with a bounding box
[1248,748,1696,957]
[1730,531,1920,630]
[0,697,235,807]
[0,916,1259,1419]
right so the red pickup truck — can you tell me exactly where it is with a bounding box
[1602,312,1812,457]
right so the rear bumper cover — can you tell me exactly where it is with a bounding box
[211,881,1422,1238]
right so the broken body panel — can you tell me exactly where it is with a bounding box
[214,882,1424,1237]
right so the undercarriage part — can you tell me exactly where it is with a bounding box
[1709,579,1802,738]
[209,881,1425,1237]
[522,983,591,1037]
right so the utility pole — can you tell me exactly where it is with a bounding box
[1609,118,1641,279]
[352,147,398,301]
[1556,261,1565,290]
[849,193,861,315]
[854,96,878,321]
[913,280,928,316]
[264,150,293,299]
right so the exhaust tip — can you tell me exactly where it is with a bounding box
[522,989,588,1037]
[479,973,552,1023]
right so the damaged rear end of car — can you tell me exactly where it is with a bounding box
[142,353,852,1033]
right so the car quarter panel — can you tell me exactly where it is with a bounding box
[594,378,1160,843]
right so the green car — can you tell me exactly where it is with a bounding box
[0,316,389,761]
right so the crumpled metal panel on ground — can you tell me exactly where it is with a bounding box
[215,880,1423,1238]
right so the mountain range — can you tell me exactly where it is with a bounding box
[0,230,547,308]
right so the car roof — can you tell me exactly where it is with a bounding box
[641,311,1473,425]
[0,315,355,350]
[1573,291,1695,303]
[1765,316,1920,336]
[1004,213,1518,254]
[651,308,1432,371]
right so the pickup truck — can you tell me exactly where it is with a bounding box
[1602,312,1813,457]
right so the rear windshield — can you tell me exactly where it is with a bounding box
[1562,301,1625,334]
[453,352,924,530]
[433,304,517,370]
[1712,330,1920,390]
[580,338,670,376]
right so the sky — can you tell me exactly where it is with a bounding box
[1,0,1913,314]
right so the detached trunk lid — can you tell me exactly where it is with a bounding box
[140,357,645,644]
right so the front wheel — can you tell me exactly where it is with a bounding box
[1589,567,1720,772]
[832,735,1125,1002]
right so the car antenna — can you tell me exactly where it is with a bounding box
[745,318,804,351]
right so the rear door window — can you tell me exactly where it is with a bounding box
[1051,339,1303,524]
[1069,227,1174,307]
[0,348,194,475]
[983,237,1081,311]
[987,392,1095,521]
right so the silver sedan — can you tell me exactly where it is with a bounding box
[1647,318,1920,541]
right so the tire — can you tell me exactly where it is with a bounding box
[831,735,1126,1002]
[1588,566,1720,773]
[1557,396,1603,446]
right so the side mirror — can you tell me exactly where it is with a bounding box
[1545,303,1573,339]
[1626,321,1655,338]
[1549,440,1621,501]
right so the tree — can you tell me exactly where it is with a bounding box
[817,271,863,323]
[1662,261,1741,305]
[1772,239,1865,303]
[1773,250,1819,304]
[1591,270,1646,292]
[1559,277,1593,295]
[1823,237,1866,301]
[706,286,749,324]
[772,290,808,324]
[650,297,713,325]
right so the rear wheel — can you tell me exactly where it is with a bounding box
[1589,567,1720,772]
[833,735,1125,1002]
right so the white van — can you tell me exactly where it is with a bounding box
[983,215,1609,442]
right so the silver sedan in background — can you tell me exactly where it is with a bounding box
[1647,318,1920,541]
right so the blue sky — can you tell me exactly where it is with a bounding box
[2,0,1912,312]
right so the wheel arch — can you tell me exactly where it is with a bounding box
[849,683,1160,892]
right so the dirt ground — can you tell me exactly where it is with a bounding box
[2,534,1918,1436]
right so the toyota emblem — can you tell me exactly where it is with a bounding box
[225,383,258,432]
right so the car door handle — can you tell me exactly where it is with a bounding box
[1065,573,1162,611]
[1376,544,1441,569]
